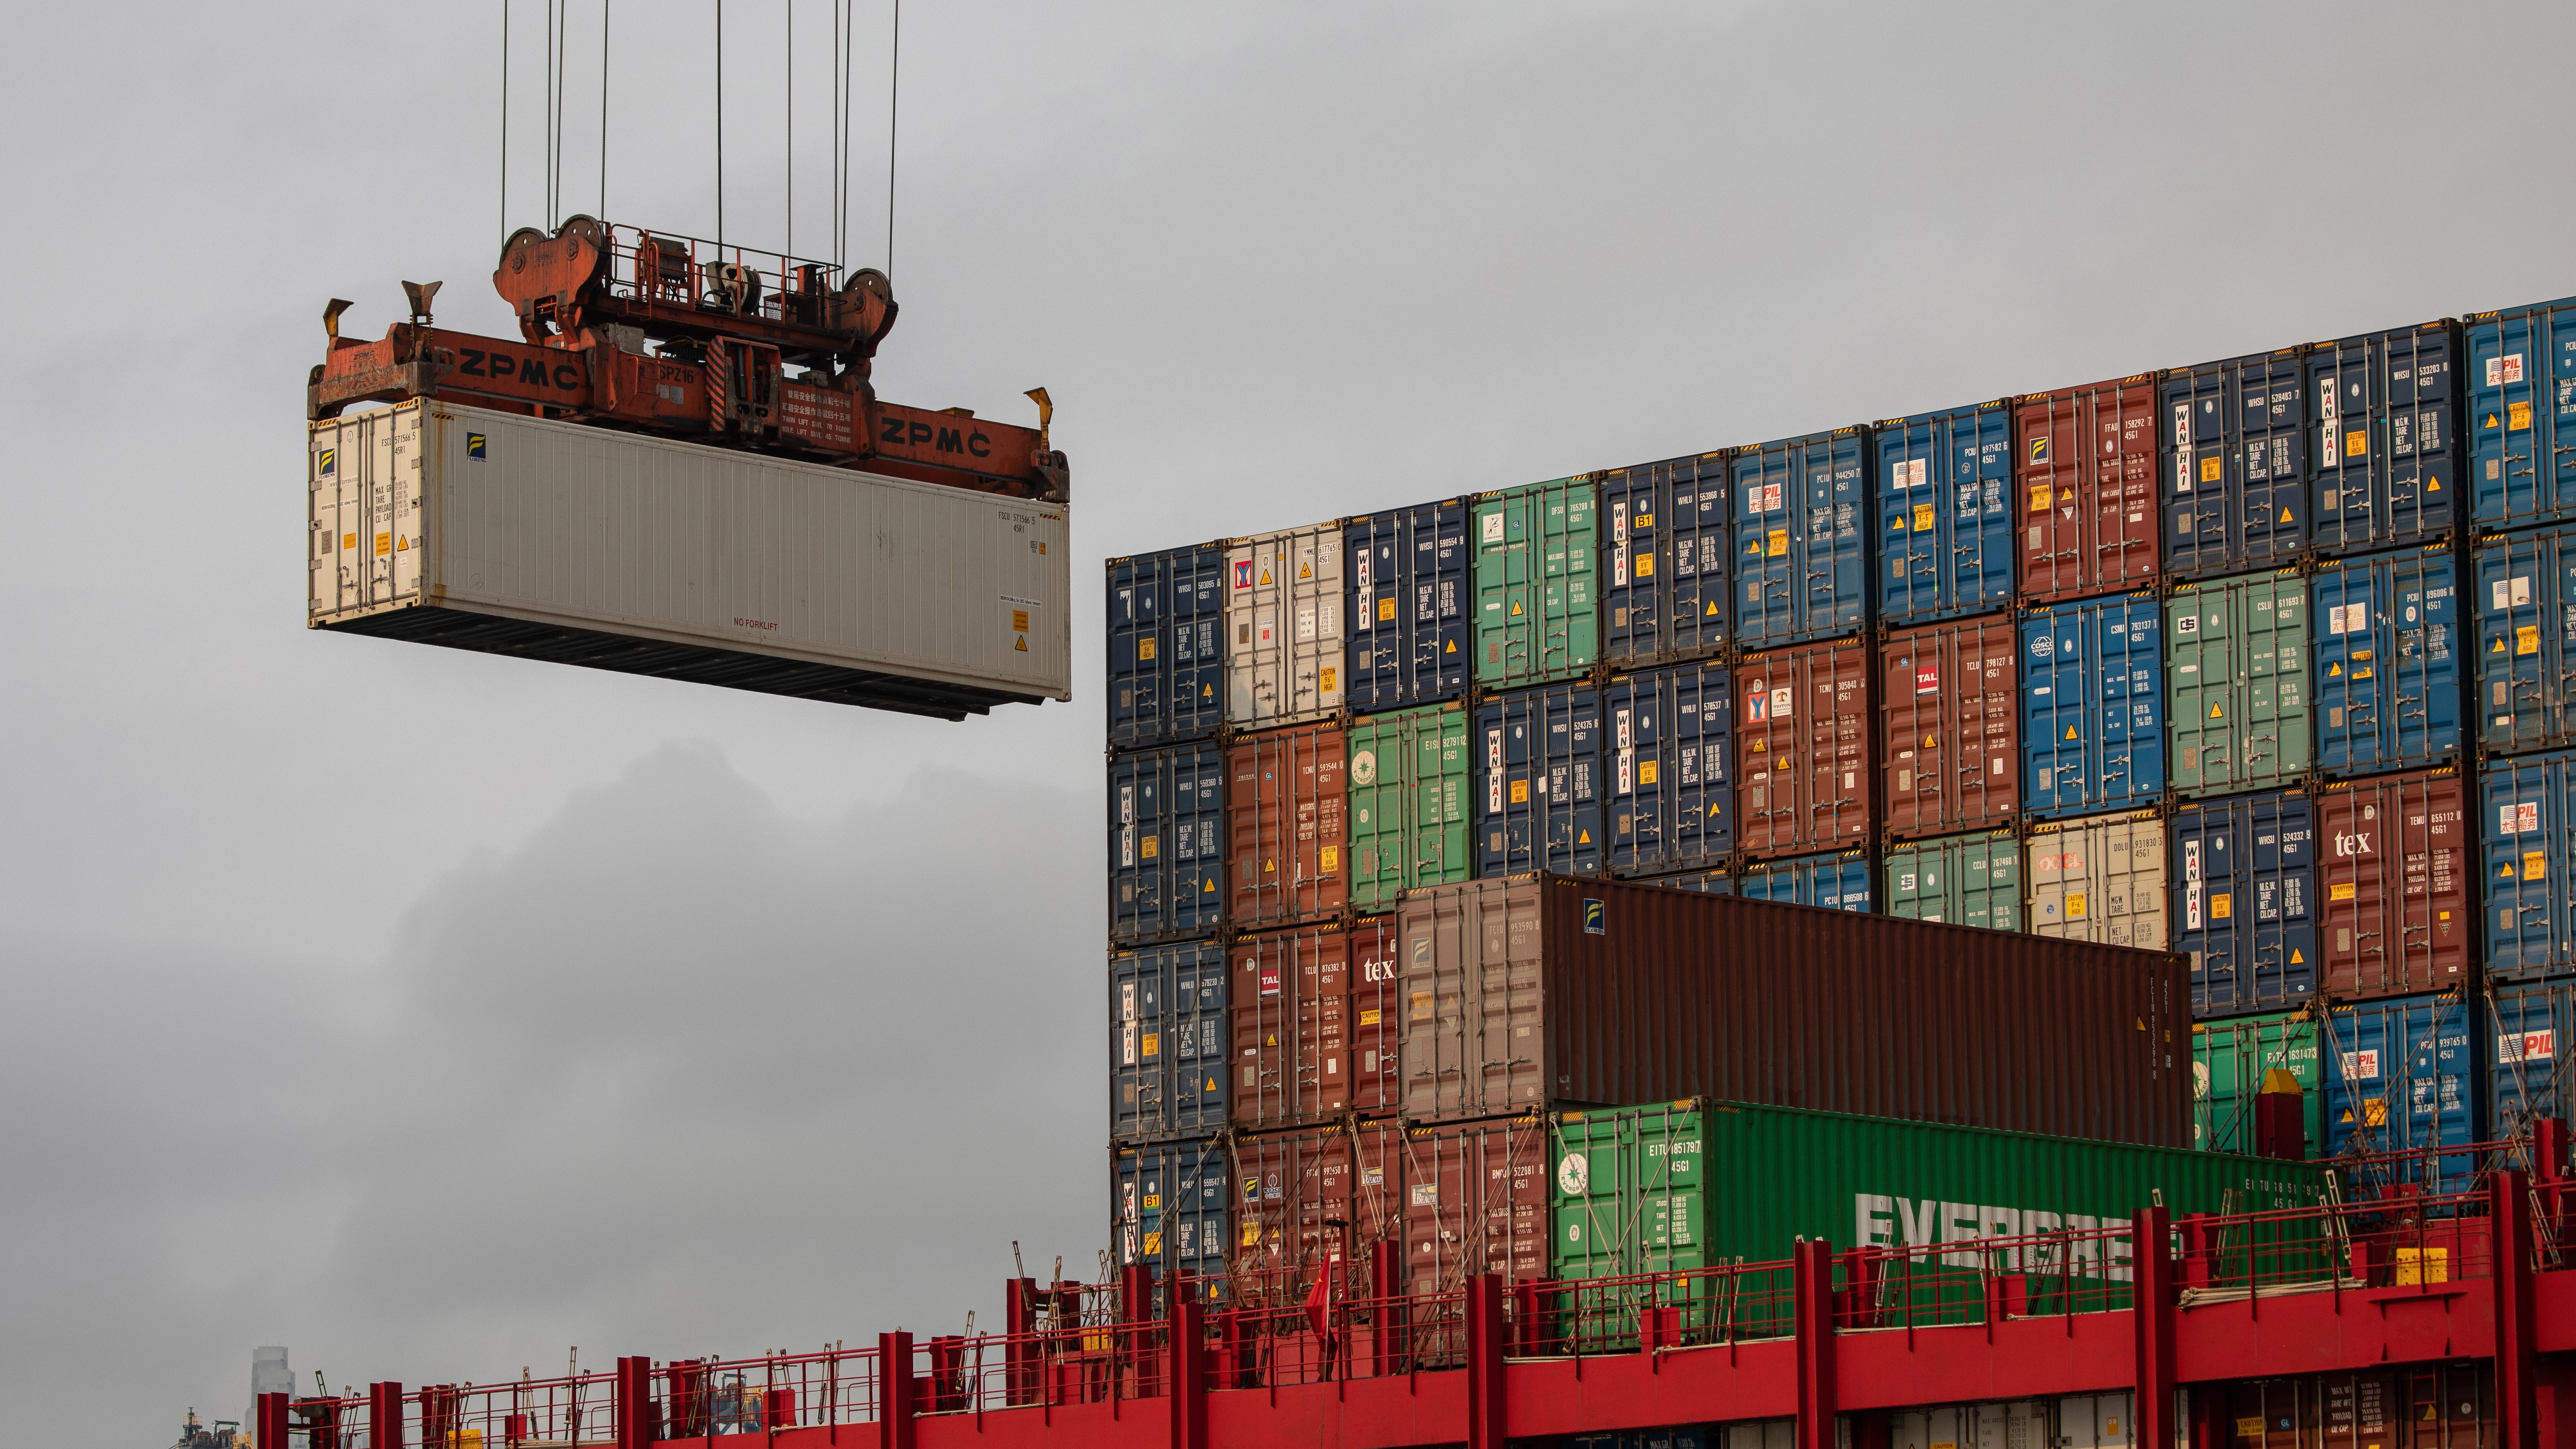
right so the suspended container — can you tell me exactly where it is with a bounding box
[2170,790,2319,1019]
[1345,702,1471,910]
[1106,543,1227,749]
[2021,592,2166,820]
[1344,499,1470,713]
[2487,979,2576,1141]
[1879,614,2021,841]
[2026,808,2170,952]
[2014,375,2162,604]
[2313,768,2473,1002]
[1475,682,1605,877]
[1729,427,1872,648]
[1733,638,1876,861]
[306,401,1073,718]
[2165,569,2312,799]
[2310,546,2462,776]
[2472,523,2576,756]
[1228,917,1395,1130]
[1109,744,1226,945]
[1110,940,1229,1145]
[2466,294,2576,528]
[1113,1137,1232,1300]
[2323,990,2483,1197]
[1602,660,1735,876]
[1883,829,2023,933]
[1224,722,1348,930]
[2161,349,2312,579]
[2307,320,2462,557]
[1601,452,1731,667]
[1224,524,1346,728]
[1472,478,1599,688]
[1872,401,2016,625]
[2192,1012,2324,1157]
[1734,849,1874,910]
[2480,748,2576,982]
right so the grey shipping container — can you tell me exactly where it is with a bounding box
[308,400,1071,718]
[1392,873,2191,1146]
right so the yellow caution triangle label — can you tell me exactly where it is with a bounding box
[2289,948,2303,964]
[1577,830,1591,844]
[1206,1077,1218,1092]
[1266,1033,1277,1047]
[1923,735,1937,749]
[2487,413,2502,430]
[2280,507,2293,523]
[1510,600,1524,616]
[2209,702,2225,718]
[2328,661,2342,676]
[1745,539,1762,555]
[2502,861,2518,878]
[2340,1109,2356,1124]
[1259,568,1272,586]
[1708,803,1723,816]
[1298,563,1311,579]
[1263,857,1276,873]
[1015,635,1028,651]
[2064,725,2079,740]
[1706,601,1721,615]
[2494,638,2508,652]
[1445,639,1458,653]
[396,535,409,551]
[1203,879,1217,891]
[2428,478,2441,490]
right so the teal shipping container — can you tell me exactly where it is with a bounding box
[2192,1012,2323,1157]
[1883,830,2022,932]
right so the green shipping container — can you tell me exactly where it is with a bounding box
[1549,1098,2332,1328]
[2166,569,2311,797]
[1883,829,2023,931]
[1346,702,1472,907]
[2193,1012,2324,1157]
[1473,479,1599,687]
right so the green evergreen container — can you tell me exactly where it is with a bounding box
[2192,1011,2324,1157]
[1346,701,1472,908]
[1472,478,1599,687]
[1883,829,2024,931]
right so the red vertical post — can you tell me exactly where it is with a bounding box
[1169,1279,1206,1449]
[2132,1207,2175,1449]
[2498,1167,2540,1449]
[1793,1241,1838,1449]
[370,1384,405,1449]
[1003,1277,1039,1407]
[1465,1273,1505,1449]
[877,1332,916,1449]
[255,1393,290,1449]
[614,1357,651,1449]
[1370,1239,1405,1375]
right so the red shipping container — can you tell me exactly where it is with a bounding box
[2314,767,2473,1001]
[1392,1115,1549,1295]
[2015,376,2160,603]
[1344,915,1402,1115]
[1230,918,1397,1129]
[1734,639,1875,860]
[1226,724,1348,928]
[1879,614,2020,841]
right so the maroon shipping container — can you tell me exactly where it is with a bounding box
[1879,614,2020,841]
[2015,376,2160,603]
[1229,917,1397,1129]
[2315,767,2474,1001]
[1394,873,2191,1146]
[1345,915,1402,1115]
[1734,639,1875,860]
[1226,723,1348,928]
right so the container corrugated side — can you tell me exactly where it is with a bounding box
[2015,376,2161,604]
[1107,544,1226,748]
[2161,350,2312,579]
[2473,524,2576,756]
[1603,662,1734,875]
[2323,990,2483,1195]
[2192,1012,2324,1157]
[308,401,1072,716]
[2466,295,2576,528]
[1393,874,2192,1146]
[2488,980,2576,1141]
[1472,478,1599,688]
[1346,703,1471,910]
[2171,790,2319,1019]
[1730,428,1871,648]
[1110,941,1228,1145]
[1225,723,1348,929]
[2308,320,2462,556]
[1872,401,2016,625]
[2022,593,2165,820]
[2480,749,2576,981]
[1109,744,1225,945]
[1113,1139,1232,1300]
[2315,768,2472,1001]
[2165,569,2311,799]
[1880,614,2020,841]
[2311,546,2462,775]
[1225,1115,1546,1303]
[1602,453,1731,666]
[1224,525,1346,727]
[1345,501,1470,712]
[2026,808,2169,952]
[1734,639,1875,860]
[1475,683,1605,877]
[1884,829,2022,932]
[1736,850,1873,911]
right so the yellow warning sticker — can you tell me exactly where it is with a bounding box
[2527,851,2549,882]
[395,535,408,551]
[1511,599,1525,616]
[1577,829,1591,844]
[1141,835,1160,861]
[1320,667,1337,692]
[2328,661,2342,676]
[1298,562,1311,579]
[2200,457,2222,484]
[2519,625,2540,655]
[2211,893,2232,920]
[1139,637,1157,660]
[1259,568,1273,586]
[2346,428,2369,458]
[1319,846,1339,873]
[2064,725,2079,740]
[1510,780,1529,804]
[2065,892,2088,919]
[1263,857,1276,875]
[1705,601,1721,616]
[2210,702,2226,718]
[2364,1098,2387,1127]
[2511,401,2534,431]
[2331,881,2356,901]
[1013,609,1030,632]
[2279,507,2294,522]
[1767,529,1789,557]
[1243,1225,1262,1247]
[1379,597,1397,622]
[1913,503,1936,533]
[1636,555,1654,576]
[2290,948,2303,964]
[343,533,356,552]
[374,532,392,557]
[1359,1008,1381,1026]
[2029,484,2053,514]
[1203,878,1217,891]
[2237,1421,2266,1440]
[2495,637,2510,652]
[1144,1231,1162,1254]
[1141,1033,1160,1057]
[1639,760,1659,785]
[1445,639,1458,652]
[1015,636,1028,652]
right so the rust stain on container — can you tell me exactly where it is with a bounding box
[1393,874,2190,1147]
[1226,722,1348,928]
[1229,917,1398,1130]
[1734,638,1876,860]
[2315,767,2473,1001]
[2016,376,2161,603]
[1880,614,2021,840]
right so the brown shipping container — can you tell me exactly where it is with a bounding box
[1734,639,1876,860]
[2315,768,2474,1001]
[1346,915,1403,1115]
[1395,873,2190,1146]
[2015,376,2160,603]
[1229,917,1398,1129]
[1226,723,1348,928]
[1878,615,2020,840]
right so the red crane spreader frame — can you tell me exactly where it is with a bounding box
[308,219,1066,503]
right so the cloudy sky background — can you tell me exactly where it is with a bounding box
[4,2,2572,1442]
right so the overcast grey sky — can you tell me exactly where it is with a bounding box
[3,2,2572,1443]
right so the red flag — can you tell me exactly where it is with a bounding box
[1303,1257,1339,1340]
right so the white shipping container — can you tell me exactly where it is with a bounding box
[308,401,1070,718]
[2027,809,2170,952]
[1224,524,1345,728]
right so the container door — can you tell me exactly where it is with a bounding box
[1670,462,1730,661]
[1883,843,1939,921]
[1348,516,1403,712]
[2031,814,2167,950]
[2488,982,2572,1140]
[2319,772,2471,1000]
[2018,380,2159,603]
[1877,418,1945,623]
[1421,501,1470,699]
[1963,833,2022,931]
[1111,745,1227,945]
[1227,727,1349,929]
[1604,465,1662,665]
[1734,449,1798,647]
[1473,481,1596,688]
[2312,327,2459,555]
[1171,948,1229,1133]
[1804,432,1871,641]
[2481,751,2576,980]
[2475,525,2576,754]
[1106,556,1158,746]
[2469,301,2576,527]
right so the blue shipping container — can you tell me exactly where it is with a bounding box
[1603,661,1734,875]
[2021,593,2167,820]
[2467,295,2576,527]
[2324,991,2482,1196]
[1602,453,1731,667]
[2308,322,2462,556]
[1109,744,1226,945]
[2170,790,2318,1018]
[2473,524,2576,755]
[2487,979,2576,1142]
[1735,849,1873,910]
[1106,545,1227,749]
[1871,401,2015,625]
[1109,941,1228,1145]
[2162,351,2312,577]
[1114,1138,1231,1300]
[2480,749,2576,982]
[2310,545,2462,775]
[1346,500,1471,712]
[1477,684,1605,877]
[1729,428,1871,648]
